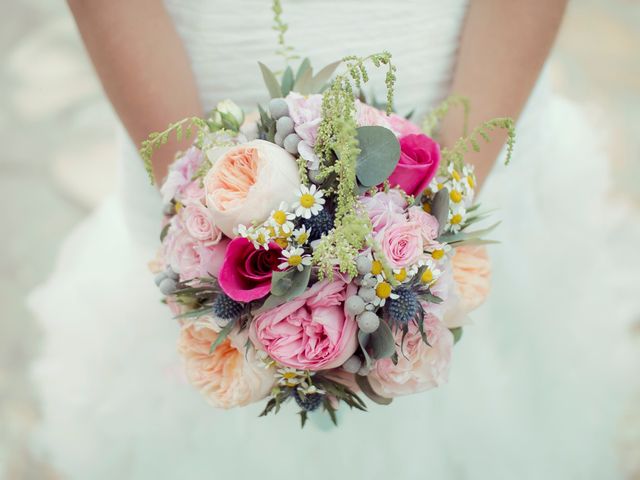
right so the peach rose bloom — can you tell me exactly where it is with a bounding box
[452,245,491,312]
[204,140,301,237]
[177,321,275,409]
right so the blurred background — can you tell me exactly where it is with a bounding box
[0,0,638,478]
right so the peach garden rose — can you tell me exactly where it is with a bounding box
[204,140,301,237]
[177,321,275,409]
[452,245,491,312]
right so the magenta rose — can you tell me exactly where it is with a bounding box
[249,277,358,371]
[388,134,441,197]
[218,238,282,302]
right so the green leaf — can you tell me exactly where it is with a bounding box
[431,188,450,235]
[355,126,401,187]
[292,65,313,94]
[295,57,311,81]
[173,307,212,320]
[357,330,373,369]
[450,327,463,344]
[355,374,393,405]
[281,66,294,96]
[159,223,171,242]
[259,62,282,99]
[423,292,443,304]
[370,320,396,359]
[438,221,501,244]
[308,60,341,93]
[270,266,311,299]
[299,410,308,428]
[209,320,235,353]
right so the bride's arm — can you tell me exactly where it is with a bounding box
[67,0,203,184]
[438,0,568,189]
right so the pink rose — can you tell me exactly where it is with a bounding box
[388,134,441,197]
[250,277,358,371]
[360,190,407,234]
[178,322,275,408]
[378,220,424,269]
[388,114,422,137]
[163,217,227,282]
[182,202,222,243]
[160,147,204,203]
[407,206,439,246]
[285,93,323,146]
[218,237,282,302]
[368,311,453,397]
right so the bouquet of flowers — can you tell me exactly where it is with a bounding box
[142,23,514,426]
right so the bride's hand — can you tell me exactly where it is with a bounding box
[438,0,568,190]
[67,0,203,184]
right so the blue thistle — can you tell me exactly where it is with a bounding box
[386,287,420,325]
[212,294,244,320]
[301,209,334,241]
[293,391,324,412]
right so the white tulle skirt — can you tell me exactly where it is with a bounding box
[28,90,640,479]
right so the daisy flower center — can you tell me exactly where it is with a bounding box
[421,269,433,283]
[450,214,463,225]
[450,190,462,203]
[273,210,287,225]
[432,249,445,260]
[394,268,407,282]
[300,193,316,209]
[275,237,289,249]
[288,255,303,267]
[371,260,383,275]
[376,282,392,299]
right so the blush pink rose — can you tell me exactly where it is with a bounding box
[388,134,441,197]
[160,147,204,204]
[378,220,424,269]
[181,202,222,243]
[360,190,407,234]
[407,206,439,246]
[355,100,392,130]
[388,114,422,137]
[285,93,323,146]
[368,311,453,397]
[452,246,491,312]
[178,322,275,408]
[218,237,282,302]
[250,277,358,371]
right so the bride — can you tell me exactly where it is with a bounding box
[28,0,640,478]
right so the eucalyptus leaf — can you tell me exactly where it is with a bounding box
[295,57,311,81]
[293,66,313,94]
[281,66,294,96]
[259,62,282,99]
[209,320,235,353]
[355,374,393,405]
[174,307,212,320]
[357,331,372,369]
[431,188,450,235]
[423,292,443,304]
[355,126,401,187]
[271,269,295,296]
[451,238,500,247]
[370,320,396,359]
[438,221,501,244]
[308,60,341,93]
[252,294,288,315]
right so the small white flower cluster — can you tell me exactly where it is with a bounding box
[236,185,326,271]
[274,366,325,395]
[428,164,476,233]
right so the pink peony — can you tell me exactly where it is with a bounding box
[360,190,407,234]
[178,321,275,408]
[250,277,358,371]
[388,114,423,137]
[181,202,222,243]
[378,220,424,270]
[407,206,440,247]
[368,311,453,397]
[388,134,441,197]
[355,100,393,130]
[160,147,204,204]
[217,237,282,302]
[285,93,323,146]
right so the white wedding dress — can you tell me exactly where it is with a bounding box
[28,1,640,479]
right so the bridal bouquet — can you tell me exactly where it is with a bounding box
[143,49,514,426]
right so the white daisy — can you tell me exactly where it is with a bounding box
[268,202,295,234]
[293,184,325,219]
[275,367,307,388]
[371,279,399,307]
[448,205,467,233]
[292,225,312,246]
[417,258,442,285]
[297,381,326,396]
[279,247,312,271]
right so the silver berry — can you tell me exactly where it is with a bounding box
[159,277,178,295]
[342,355,362,374]
[361,276,378,288]
[345,295,366,316]
[355,255,373,276]
[274,132,284,147]
[308,169,322,185]
[283,133,301,154]
[165,267,179,280]
[275,116,294,136]
[357,286,376,303]
[268,98,289,119]
[357,311,380,333]
[154,272,167,286]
